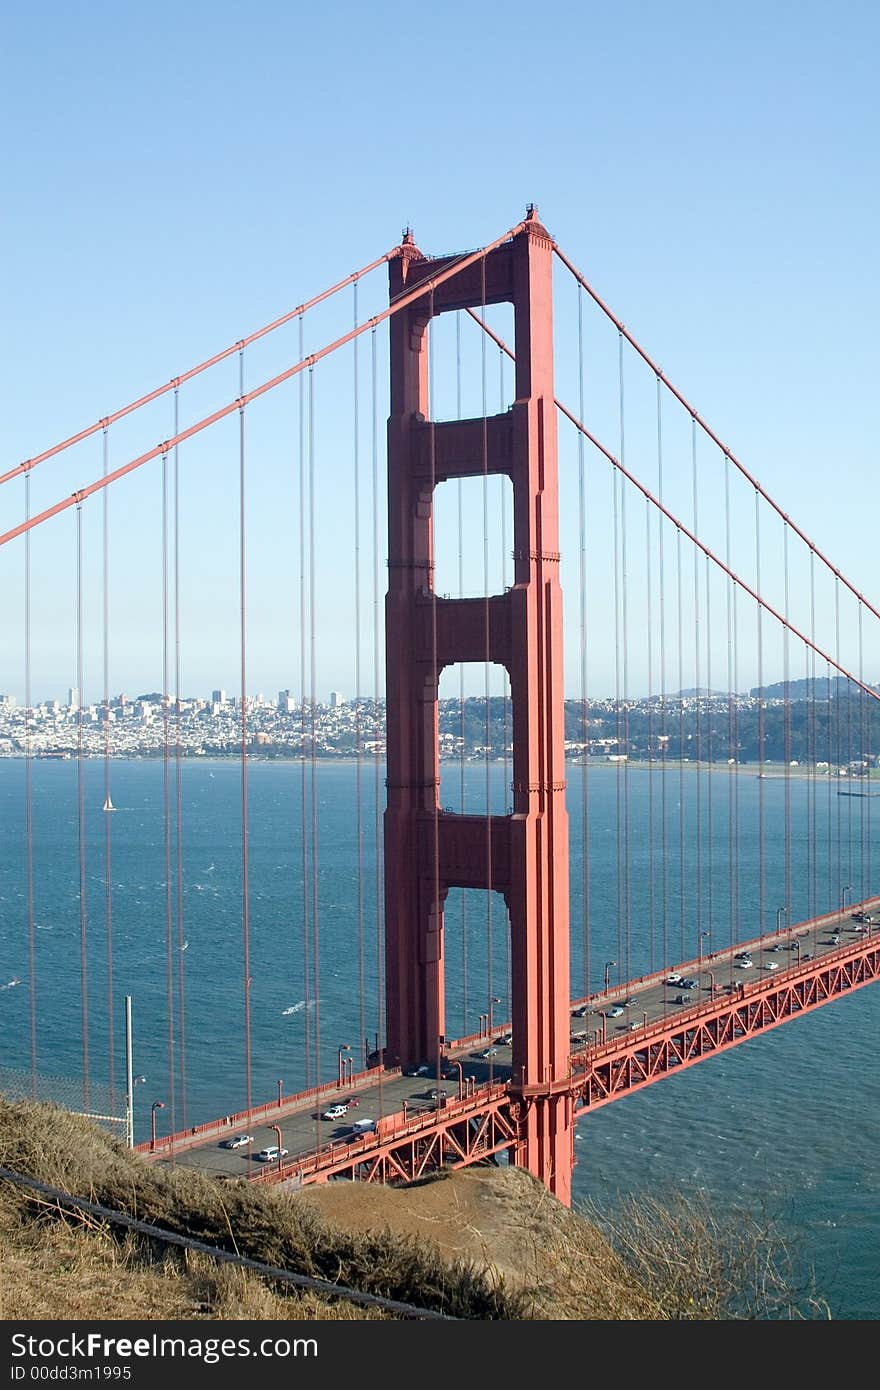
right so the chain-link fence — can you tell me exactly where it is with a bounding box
[0,1065,128,1142]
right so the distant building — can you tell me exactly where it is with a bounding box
[211,689,227,705]
[68,687,79,709]
[278,688,296,713]
[0,694,15,707]
[329,691,344,708]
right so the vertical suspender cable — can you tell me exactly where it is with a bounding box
[783,523,792,928]
[308,364,321,1088]
[618,335,631,984]
[826,651,834,913]
[755,491,765,939]
[834,579,842,914]
[371,324,384,1061]
[25,473,36,1092]
[239,348,253,1120]
[861,608,867,900]
[577,284,591,993]
[705,549,714,960]
[809,549,817,920]
[101,426,115,1104]
[846,597,854,893]
[858,603,866,901]
[676,527,685,961]
[161,448,175,1136]
[428,291,441,1083]
[692,420,703,959]
[657,379,668,971]
[456,311,468,1025]
[76,503,89,1111]
[298,313,312,1085]
[646,497,655,973]
[499,334,510,1008]
[173,387,187,1125]
[353,279,366,1067]
[612,349,623,981]
[480,260,494,1063]
[725,458,738,951]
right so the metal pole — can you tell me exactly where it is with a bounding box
[124,994,134,1148]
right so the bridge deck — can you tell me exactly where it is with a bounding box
[143,896,880,1186]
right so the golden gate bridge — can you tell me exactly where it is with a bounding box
[2,206,878,1206]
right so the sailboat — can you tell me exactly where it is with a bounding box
[103,795,117,812]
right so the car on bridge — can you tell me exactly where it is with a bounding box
[322,1104,348,1121]
[255,1145,288,1161]
[665,973,684,986]
[220,1133,253,1150]
[603,1006,625,1018]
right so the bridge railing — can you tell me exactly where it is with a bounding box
[570,893,880,1014]
[248,1080,513,1185]
[570,927,880,1071]
[138,1060,398,1158]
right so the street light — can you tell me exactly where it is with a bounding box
[604,960,616,993]
[271,1124,284,1171]
[841,885,852,917]
[698,931,710,963]
[337,1043,352,1087]
[450,1058,464,1100]
[488,997,501,1034]
[775,905,788,937]
[277,1078,283,1106]
[150,1100,165,1152]
[479,1012,488,1036]
[793,939,802,963]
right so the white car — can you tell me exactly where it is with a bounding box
[735,959,753,969]
[255,1145,288,1161]
[322,1104,348,1120]
[220,1133,253,1150]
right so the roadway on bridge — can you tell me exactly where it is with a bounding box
[153,899,877,1182]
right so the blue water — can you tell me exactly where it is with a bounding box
[1,756,878,1317]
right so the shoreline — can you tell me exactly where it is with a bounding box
[1,751,876,786]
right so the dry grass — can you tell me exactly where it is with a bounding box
[0,1098,823,1321]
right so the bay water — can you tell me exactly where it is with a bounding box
[1,756,877,1317]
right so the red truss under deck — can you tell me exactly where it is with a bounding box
[571,935,880,1114]
[246,934,879,1191]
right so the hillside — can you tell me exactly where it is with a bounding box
[0,1098,822,1321]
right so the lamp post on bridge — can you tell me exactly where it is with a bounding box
[604,960,616,994]
[479,1012,488,1037]
[337,1043,351,1088]
[150,1100,165,1152]
[271,1124,284,1172]
[793,939,801,964]
[447,1058,463,1100]
[488,997,501,1035]
[776,905,788,939]
[698,931,710,965]
[841,885,852,921]
[277,1078,283,1107]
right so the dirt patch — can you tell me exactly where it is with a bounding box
[293,1164,656,1318]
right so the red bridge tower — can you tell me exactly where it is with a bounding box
[384,209,573,1202]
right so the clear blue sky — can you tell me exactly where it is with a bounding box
[1,0,878,703]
